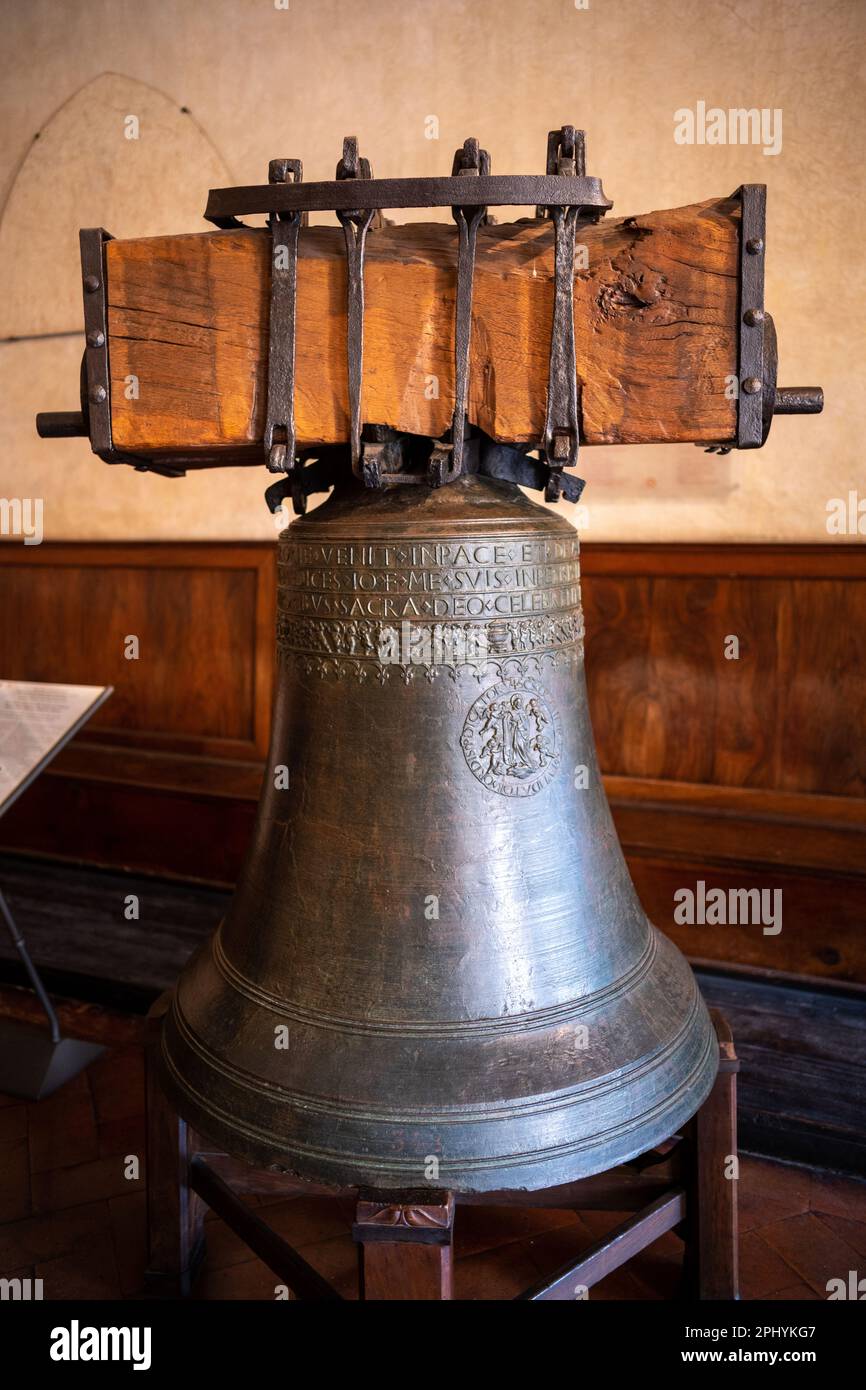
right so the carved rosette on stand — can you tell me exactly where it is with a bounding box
[161,474,718,1193]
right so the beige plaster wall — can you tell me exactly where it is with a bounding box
[0,0,863,542]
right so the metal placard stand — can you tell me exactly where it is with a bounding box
[0,680,112,1099]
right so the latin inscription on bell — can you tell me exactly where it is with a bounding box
[461,678,562,796]
[277,529,584,681]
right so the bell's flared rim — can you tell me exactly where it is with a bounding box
[160,935,719,1194]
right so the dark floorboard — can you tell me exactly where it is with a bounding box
[0,852,224,1007]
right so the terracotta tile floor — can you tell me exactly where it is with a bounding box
[1,990,864,1300]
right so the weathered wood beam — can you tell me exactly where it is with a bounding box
[106,196,739,458]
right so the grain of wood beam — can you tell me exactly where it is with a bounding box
[106,196,739,458]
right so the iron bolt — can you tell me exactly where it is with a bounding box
[87,330,105,348]
[83,274,101,293]
[89,385,107,405]
[743,308,765,327]
[742,377,762,395]
[746,237,764,255]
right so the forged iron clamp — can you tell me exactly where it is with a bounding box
[226,127,611,509]
[334,138,377,479]
[264,431,586,517]
[428,139,491,489]
[541,127,585,501]
[700,184,823,455]
[265,158,304,486]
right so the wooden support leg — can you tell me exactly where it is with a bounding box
[144,993,206,1295]
[684,1010,740,1299]
[353,1194,455,1300]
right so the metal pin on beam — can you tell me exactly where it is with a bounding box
[773,387,823,415]
[36,412,87,438]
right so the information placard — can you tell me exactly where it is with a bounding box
[0,680,112,817]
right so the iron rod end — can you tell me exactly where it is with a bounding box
[773,387,823,416]
[36,411,87,439]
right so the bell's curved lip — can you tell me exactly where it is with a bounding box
[166,972,703,1124]
[161,999,718,1193]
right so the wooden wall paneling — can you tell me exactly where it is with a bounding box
[0,541,274,879]
[627,854,865,986]
[606,778,866,878]
[0,776,259,886]
[578,543,866,985]
[698,972,866,1175]
[581,571,782,787]
[777,577,866,797]
[0,543,276,762]
[581,544,866,798]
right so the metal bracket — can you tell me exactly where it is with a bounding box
[479,441,585,503]
[428,140,490,489]
[265,158,304,477]
[264,451,343,516]
[264,430,586,515]
[699,184,822,454]
[541,127,584,501]
[75,229,183,475]
[335,138,376,478]
[80,228,114,458]
[205,172,612,223]
[735,184,767,449]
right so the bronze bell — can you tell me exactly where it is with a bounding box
[162,473,718,1192]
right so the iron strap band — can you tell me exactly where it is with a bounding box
[428,139,492,489]
[264,212,301,472]
[80,227,113,457]
[205,173,611,223]
[79,228,172,472]
[735,183,767,449]
[335,139,376,478]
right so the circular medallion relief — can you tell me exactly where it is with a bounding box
[460,678,562,797]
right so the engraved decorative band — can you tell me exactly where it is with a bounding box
[276,610,584,661]
[210,923,655,1037]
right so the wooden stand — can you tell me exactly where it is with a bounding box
[145,1003,738,1301]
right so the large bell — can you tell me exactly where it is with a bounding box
[162,474,718,1192]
